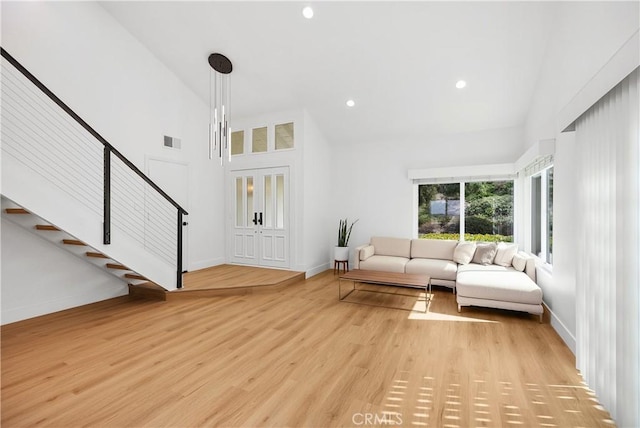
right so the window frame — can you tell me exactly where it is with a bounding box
[530,165,553,265]
[416,179,515,242]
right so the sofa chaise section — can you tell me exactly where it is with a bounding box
[455,253,543,321]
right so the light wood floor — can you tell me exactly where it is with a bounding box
[182,264,304,291]
[129,265,305,300]
[1,269,615,427]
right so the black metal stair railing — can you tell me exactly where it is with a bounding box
[0,47,188,288]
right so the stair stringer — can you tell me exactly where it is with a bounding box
[1,157,178,291]
[1,197,153,287]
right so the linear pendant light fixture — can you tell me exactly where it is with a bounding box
[208,53,233,164]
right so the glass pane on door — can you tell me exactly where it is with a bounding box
[235,177,243,227]
[246,177,254,227]
[264,175,273,227]
[276,174,284,229]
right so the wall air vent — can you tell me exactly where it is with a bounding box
[163,135,181,149]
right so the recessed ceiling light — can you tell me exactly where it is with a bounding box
[346,99,355,107]
[456,80,467,89]
[302,6,314,19]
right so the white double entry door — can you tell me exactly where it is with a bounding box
[229,166,290,268]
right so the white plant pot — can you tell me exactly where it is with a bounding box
[334,246,349,261]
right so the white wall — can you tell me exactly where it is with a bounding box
[1,1,224,322]
[535,132,577,352]
[525,2,640,144]
[302,111,332,276]
[332,126,524,252]
[523,1,640,347]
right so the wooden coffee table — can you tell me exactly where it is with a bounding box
[338,269,431,313]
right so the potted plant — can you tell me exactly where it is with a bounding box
[335,218,358,261]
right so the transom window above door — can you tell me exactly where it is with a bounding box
[230,122,294,156]
[252,127,268,153]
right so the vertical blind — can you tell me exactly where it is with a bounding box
[574,67,639,427]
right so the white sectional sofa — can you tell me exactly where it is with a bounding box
[354,236,543,321]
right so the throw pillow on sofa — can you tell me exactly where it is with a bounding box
[453,241,476,264]
[494,242,519,267]
[512,253,528,272]
[472,243,497,265]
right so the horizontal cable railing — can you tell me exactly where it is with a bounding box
[111,154,177,265]
[1,60,104,216]
[1,47,188,288]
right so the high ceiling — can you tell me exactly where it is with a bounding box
[100,1,557,145]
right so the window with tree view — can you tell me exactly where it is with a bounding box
[418,180,513,242]
[531,167,553,264]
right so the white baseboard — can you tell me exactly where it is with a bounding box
[188,257,225,272]
[544,302,576,355]
[1,286,128,325]
[305,262,330,278]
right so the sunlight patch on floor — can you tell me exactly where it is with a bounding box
[374,375,613,428]
[408,309,497,322]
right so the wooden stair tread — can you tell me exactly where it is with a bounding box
[5,208,29,214]
[62,239,86,246]
[86,252,108,259]
[106,263,129,271]
[35,224,60,231]
[124,273,148,281]
[5,205,159,294]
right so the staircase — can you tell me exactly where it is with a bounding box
[2,196,154,287]
[1,47,187,293]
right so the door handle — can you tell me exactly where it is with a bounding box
[182,221,188,226]
[258,212,263,226]
[252,212,258,225]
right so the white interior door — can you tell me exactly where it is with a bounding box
[147,158,189,271]
[230,171,258,264]
[259,167,289,268]
[230,167,289,268]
